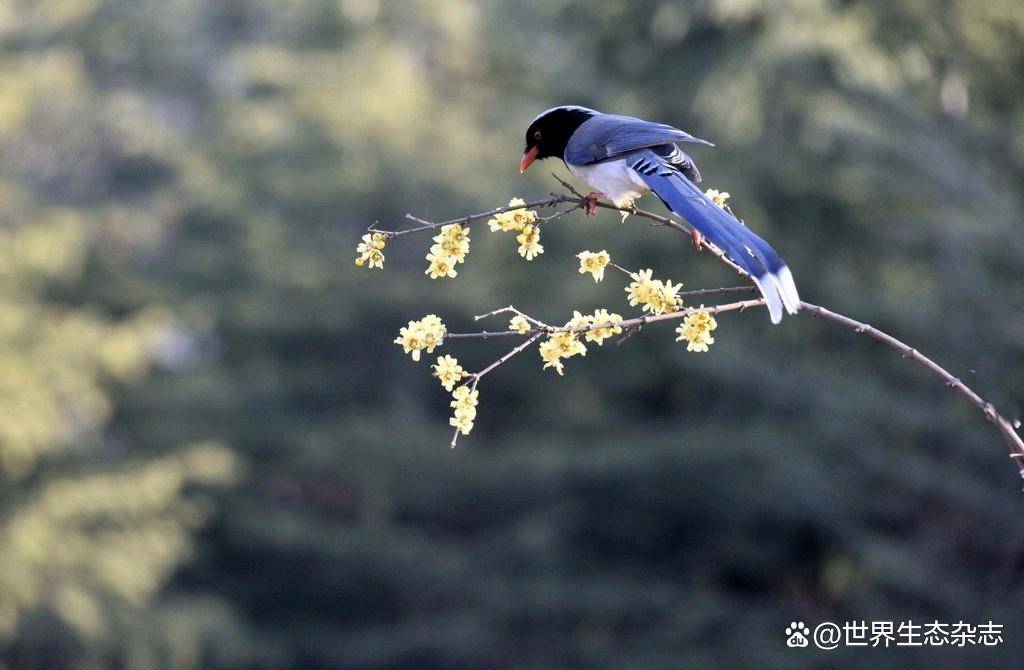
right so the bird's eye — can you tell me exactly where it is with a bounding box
[533,130,542,141]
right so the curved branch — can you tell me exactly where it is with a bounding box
[378,178,1024,478]
[800,302,1024,467]
[369,194,582,238]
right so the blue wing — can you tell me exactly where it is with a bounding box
[565,114,713,165]
[628,149,800,323]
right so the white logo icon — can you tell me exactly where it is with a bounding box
[786,621,811,647]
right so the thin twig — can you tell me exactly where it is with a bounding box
[608,262,633,276]
[370,194,574,238]
[446,330,525,339]
[677,285,757,299]
[474,305,554,330]
[449,332,544,448]
[552,173,585,198]
[451,299,765,340]
[616,324,643,346]
[538,205,584,224]
[471,332,546,381]
[799,302,1024,466]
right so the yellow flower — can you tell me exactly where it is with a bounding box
[509,315,531,333]
[433,355,468,392]
[577,250,610,282]
[425,224,469,278]
[625,269,682,315]
[584,309,623,345]
[705,189,731,209]
[488,211,517,232]
[394,314,446,361]
[625,269,657,308]
[488,198,537,232]
[516,224,543,260]
[651,279,684,314]
[451,384,479,409]
[425,252,458,279]
[675,309,718,352]
[449,384,479,435]
[566,310,591,330]
[355,233,388,269]
[537,339,564,375]
[432,224,470,262]
[450,409,475,435]
[538,330,587,375]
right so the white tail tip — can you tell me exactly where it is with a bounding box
[776,265,801,315]
[753,266,800,324]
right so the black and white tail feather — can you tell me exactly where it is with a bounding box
[629,149,800,324]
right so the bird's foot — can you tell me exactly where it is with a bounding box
[585,192,604,217]
[691,229,703,251]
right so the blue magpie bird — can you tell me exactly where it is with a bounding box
[519,105,800,324]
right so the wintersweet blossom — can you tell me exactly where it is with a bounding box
[705,189,731,209]
[509,315,531,333]
[433,355,468,392]
[355,232,387,269]
[538,329,587,375]
[449,384,479,436]
[577,250,611,282]
[433,224,470,262]
[583,309,623,345]
[425,224,469,279]
[516,224,543,260]
[451,385,479,409]
[675,309,718,352]
[625,269,683,315]
[425,252,457,279]
[450,410,474,436]
[488,198,537,232]
[625,269,657,308]
[650,278,684,315]
[566,311,591,331]
[394,314,446,361]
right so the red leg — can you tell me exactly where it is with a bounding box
[691,229,703,251]
[586,192,604,217]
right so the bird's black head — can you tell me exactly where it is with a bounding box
[520,106,597,172]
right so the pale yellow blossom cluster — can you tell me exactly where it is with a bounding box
[432,354,468,391]
[450,385,479,436]
[578,308,624,345]
[625,269,684,315]
[426,224,470,279]
[376,188,742,445]
[538,330,586,375]
[537,309,623,374]
[705,189,730,209]
[355,232,387,269]
[516,224,543,260]
[577,250,610,282]
[675,310,718,352]
[394,314,446,361]
[488,198,544,261]
[487,198,537,232]
[509,315,531,333]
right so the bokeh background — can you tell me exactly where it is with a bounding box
[1,1,1023,668]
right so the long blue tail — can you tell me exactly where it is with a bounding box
[629,150,800,323]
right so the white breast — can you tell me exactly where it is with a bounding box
[566,159,650,208]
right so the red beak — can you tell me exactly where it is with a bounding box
[519,146,540,173]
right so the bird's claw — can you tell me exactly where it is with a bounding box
[692,229,703,251]
[585,192,604,217]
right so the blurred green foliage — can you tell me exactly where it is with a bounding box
[0,0,1023,668]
